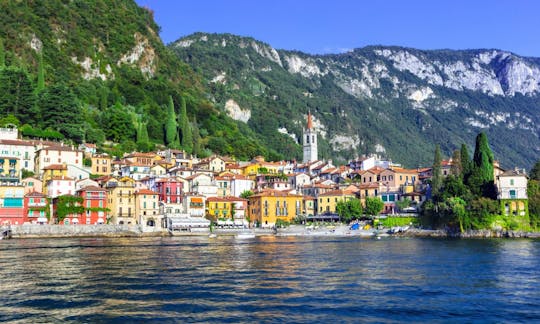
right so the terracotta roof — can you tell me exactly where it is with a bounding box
[25,191,46,198]
[42,164,67,170]
[358,183,380,189]
[319,189,356,197]
[365,166,386,175]
[207,196,248,202]
[390,167,419,174]
[0,139,35,146]
[38,145,82,153]
[77,186,106,192]
[135,189,158,195]
[248,189,299,198]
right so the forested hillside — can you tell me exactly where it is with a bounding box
[171,33,540,168]
[0,1,278,160]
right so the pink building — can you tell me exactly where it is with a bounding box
[155,178,183,204]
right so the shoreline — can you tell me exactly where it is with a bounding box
[2,224,540,240]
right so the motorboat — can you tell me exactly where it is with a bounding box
[236,231,256,239]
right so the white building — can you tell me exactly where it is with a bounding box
[0,139,36,172]
[46,176,76,198]
[35,145,83,176]
[497,169,528,200]
[302,111,318,163]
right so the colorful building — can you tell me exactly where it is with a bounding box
[23,191,48,224]
[317,189,357,214]
[206,196,248,226]
[497,169,529,222]
[155,177,183,204]
[77,186,108,225]
[248,189,303,228]
[135,189,162,230]
[91,153,112,176]
[105,176,137,225]
[0,184,25,225]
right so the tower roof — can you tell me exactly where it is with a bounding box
[306,111,313,129]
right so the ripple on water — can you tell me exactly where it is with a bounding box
[0,236,539,322]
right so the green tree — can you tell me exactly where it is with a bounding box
[165,96,177,146]
[528,161,540,230]
[448,197,468,233]
[0,67,37,123]
[530,160,540,181]
[0,114,20,127]
[396,197,411,212]
[528,180,540,230]
[450,149,462,176]
[336,199,362,223]
[179,96,193,153]
[0,38,4,68]
[102,102,135,142]
[469,132,495,198]
[460,143,472,182]
[40,84,84,142]
[56,195,85,223]
[240,190,254,199]
[431,145,443,198]
[36,53,45,93]
[192,116,201,157]
[364,197,384,217]
[136,116,151,152]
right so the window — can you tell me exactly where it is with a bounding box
[510,179,515,186]
[509,190,516,199]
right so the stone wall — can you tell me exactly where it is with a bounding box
[10,224,166,238]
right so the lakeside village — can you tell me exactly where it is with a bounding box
[0,112,534,238]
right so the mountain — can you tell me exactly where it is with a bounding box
[0,1,276,160]
[171,33,540,169]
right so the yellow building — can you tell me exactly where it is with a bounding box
[318,189,357,214]
[0,156,21,183]
[241,163,260,179]
[105,176,137,225]
[206,196,248,223]
[91,154,112,176]
[248,189,303,227]
[42,164,68,195]
[135,189,162,230]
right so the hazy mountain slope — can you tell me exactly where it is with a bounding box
[171,33,540,168]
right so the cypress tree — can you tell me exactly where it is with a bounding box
[450,149,462,177]
[36,53,45,92]
[470,132,495,198]
[530,160,540,181]
[165,96,177,146]
[0,38,5,68]
[136,116,150,151]
[431,145,442,198]
[179,96,192,153]
[192,116,201,157]
[460,143,472,182]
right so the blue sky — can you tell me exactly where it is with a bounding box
[136,0,540,57]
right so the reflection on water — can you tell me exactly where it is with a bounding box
[0,237,539,322]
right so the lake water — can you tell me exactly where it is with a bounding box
[0,236,539,323]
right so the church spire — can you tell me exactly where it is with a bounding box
[306,110,313,130]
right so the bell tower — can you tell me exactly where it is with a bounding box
[302,111,318,163]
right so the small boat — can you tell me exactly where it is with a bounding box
[208,233,217,238]
[236,232,256,239]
